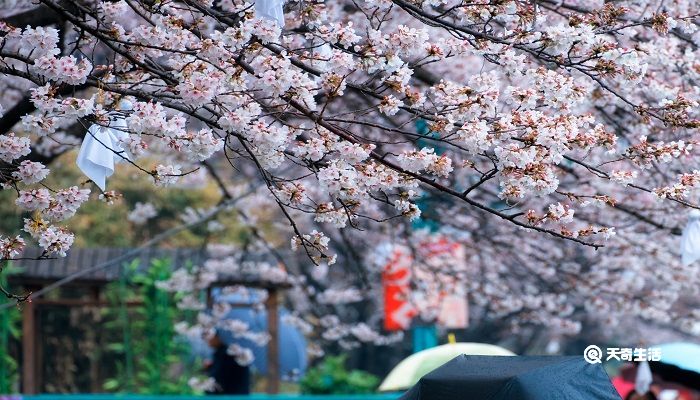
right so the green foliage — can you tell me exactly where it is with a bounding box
[0,265,21,393]
[102,260,138,393]
[102,258,194,394]
[300,355,379,395]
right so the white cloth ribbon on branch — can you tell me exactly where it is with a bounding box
[634,360,653,395]
[76,99,132,191]
[254,0,285,26]
[680,209,700,266]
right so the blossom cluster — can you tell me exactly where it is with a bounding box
[2,0,700,349]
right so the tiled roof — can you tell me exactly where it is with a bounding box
[9,247,207,282]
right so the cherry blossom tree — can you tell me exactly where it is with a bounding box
[2,0,700,360]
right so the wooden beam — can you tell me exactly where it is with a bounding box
[208,279,292,290]
[32,298,254,308]
[32,299,142,307]
[21,298,36,394]
[265,288,280,394]
[8,277,112,287]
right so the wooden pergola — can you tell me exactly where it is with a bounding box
[10,247,290,394]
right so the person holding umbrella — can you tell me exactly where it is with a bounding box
[203,329,251,395]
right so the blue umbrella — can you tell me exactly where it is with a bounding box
[214,288,308,380]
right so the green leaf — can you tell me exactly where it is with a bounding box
[103,379,121,390]
[107,343,125,352]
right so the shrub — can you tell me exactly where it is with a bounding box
[300,354,379,394]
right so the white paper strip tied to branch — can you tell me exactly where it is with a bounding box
[680,209,700,266]
[254,0,285,26]
[634,360,653,395]
[76,99,132,191]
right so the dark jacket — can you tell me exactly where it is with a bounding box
[206,346,251,395]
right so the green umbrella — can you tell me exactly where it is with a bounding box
[378,342,516,392]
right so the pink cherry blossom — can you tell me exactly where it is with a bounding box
[0,133,31,162]
[127,202,158,224]
[16,188,51,211]
[12,160,49,184]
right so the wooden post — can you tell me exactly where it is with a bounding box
[22,298,36,394]
[90,286,101,393]
[206,286,213,309]
[265,288,280,394]
[34,303,42,393]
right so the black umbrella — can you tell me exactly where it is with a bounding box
[400,355,622,400]
[648,342,700,391]
[649,361,700,391]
